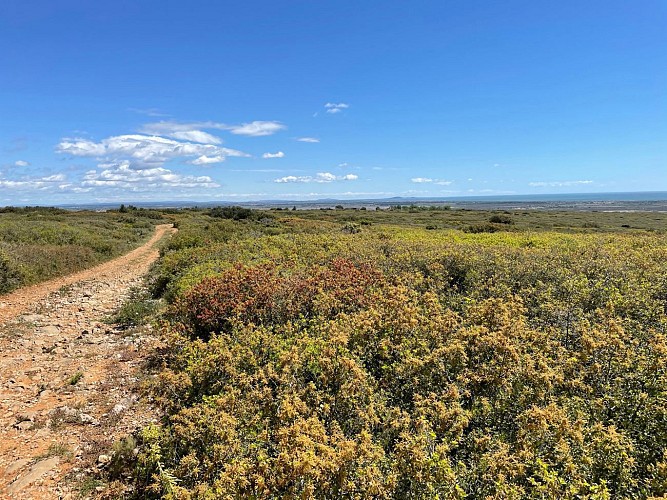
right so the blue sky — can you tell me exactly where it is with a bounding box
[0,0,665,204]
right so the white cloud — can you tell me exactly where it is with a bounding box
[228,121,286,136]
[325,102,349,114]
[0,173,67,191]
[140,121,223,144]
[262,151,285,159]
[191,155,226,165]
[315,172,335,182]
[411,177,452,186]
[296,137,320,143]
[57,137,106,157]
[14,160,30,167]
[274,176,300,183]
[56,134,248,168]
[274,172,358,183]
[81,162,219,191]
[529,180,593,187]
[58,185,93,193]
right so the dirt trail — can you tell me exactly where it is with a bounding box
[0,224,176,499]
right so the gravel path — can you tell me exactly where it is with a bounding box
[0,224,175,499]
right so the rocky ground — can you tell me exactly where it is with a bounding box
[0,224,175,499]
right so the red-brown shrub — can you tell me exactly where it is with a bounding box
[171,258,384,339]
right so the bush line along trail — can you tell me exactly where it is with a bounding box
[0,223,175,499]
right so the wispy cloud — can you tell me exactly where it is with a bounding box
[411,177,453,185]
[296,137,320,143]
[141,119,286,140]
[228,121,286,136]
[529,180,593,187]
[128,107,170,117]
[325,102,349,114]
[274,172,358,183]
[14,160,30,167]
[56,134,248,168]
[140,121,224,144]
[262,151,285,159]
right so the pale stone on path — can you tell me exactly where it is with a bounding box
[5,457,60,493]
[4,458,30,476]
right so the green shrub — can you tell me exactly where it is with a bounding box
[0,248,25,293]
[489,214,514,224]
[462,223,500,233]
[209,205,256,220]
[108,288,161,328]
[341,222,361,234]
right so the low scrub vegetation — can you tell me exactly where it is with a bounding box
[107,286,162,329]
[101,208,667,499]
[209,205,264,221]
[0,207,162,294]
[488,214,513,224]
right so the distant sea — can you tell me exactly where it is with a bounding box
[57,191,667,212]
